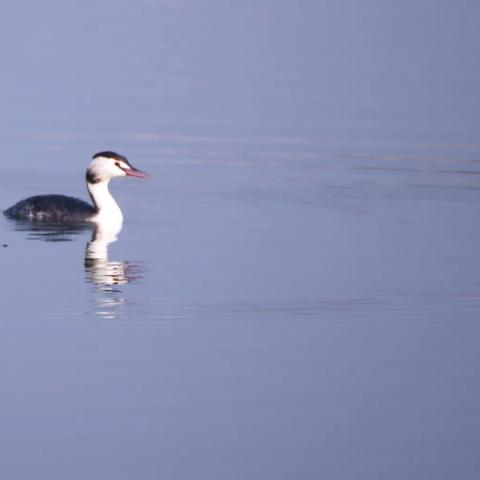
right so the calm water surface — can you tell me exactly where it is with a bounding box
[1,2,480,479]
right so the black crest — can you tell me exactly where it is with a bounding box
[92,151,130,165]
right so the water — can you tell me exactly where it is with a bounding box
[1,1,480,478]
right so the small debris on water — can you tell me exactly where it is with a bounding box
[2,244,8,248]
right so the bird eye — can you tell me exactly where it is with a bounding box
[115,162,123,170]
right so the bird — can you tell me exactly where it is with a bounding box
[4,151,148,223]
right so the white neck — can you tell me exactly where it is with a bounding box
[87,180,123,223]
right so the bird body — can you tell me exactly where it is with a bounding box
[4,194,95,222]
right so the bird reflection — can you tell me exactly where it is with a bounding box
[4,216,145,320]
[8,218,92,241]
[84,220,145,319]
[85,221,129,288]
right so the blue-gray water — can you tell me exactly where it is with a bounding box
[1,2,480,478]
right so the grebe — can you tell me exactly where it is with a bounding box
[4,151,148,223]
